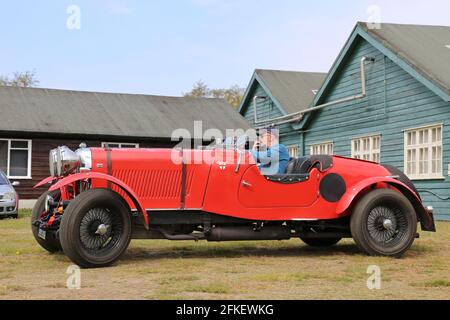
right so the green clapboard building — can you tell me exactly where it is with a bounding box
[239,22,450,220]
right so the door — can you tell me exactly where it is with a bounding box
[238,165,319,208]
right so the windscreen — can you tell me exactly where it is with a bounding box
[0,171,8,185]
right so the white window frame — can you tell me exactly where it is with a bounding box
[0,139,32,179]
[404,124,444,180]
[310,141,334,155]
[101,142,139,148]
[287,145,299,158]
[351,134,381,163]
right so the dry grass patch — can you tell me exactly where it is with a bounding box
[0,212,449,299]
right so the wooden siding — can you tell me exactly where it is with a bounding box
[0,137,178,200]
[241,82,301,148]
[304,36,450,220]
[242,84,284,126]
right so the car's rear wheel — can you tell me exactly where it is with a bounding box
[59,189,131,268]
[350,189,417,257]
[300,237,341,247]
[31,191,62,253]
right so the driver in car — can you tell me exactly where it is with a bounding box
[251,129,290,175]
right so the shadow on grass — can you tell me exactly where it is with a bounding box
[122,242,362,262]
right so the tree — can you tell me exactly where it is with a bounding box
[0,70,39,87]
[184,81,245,109]
[184,80,209,98]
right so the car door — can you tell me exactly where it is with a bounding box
[238,165,320,208]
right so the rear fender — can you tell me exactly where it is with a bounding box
[337,177,435,232]
[47,172,149,229]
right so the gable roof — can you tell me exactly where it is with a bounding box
[0,86,250,139]
[238,69,326,116]
[313,22,450,107]
[360,22,450,97]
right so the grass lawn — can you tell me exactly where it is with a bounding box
[0,210,449,300]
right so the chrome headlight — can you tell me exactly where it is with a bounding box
[75,147,92,172]
[49,149,58,177]
[49,146,81,177]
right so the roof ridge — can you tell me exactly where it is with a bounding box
[256,69,326,75]
[0,85,228,102]
[358,21,450,29]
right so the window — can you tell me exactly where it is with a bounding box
[404,124,443,179]
[0,139,32,179]
[352,135,381,163]
[287,146,299,158]
[310,142,333,155]
[101,142,139,148]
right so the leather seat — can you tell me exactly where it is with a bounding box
[265,155,333,184]
[285,157,313,174]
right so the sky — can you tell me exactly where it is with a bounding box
[0,0,449,96]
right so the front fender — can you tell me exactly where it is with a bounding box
[337,177,435,232]
[33,176,58,189]
[47,172,149,229]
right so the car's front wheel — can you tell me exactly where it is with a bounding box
[350,188,417,257]
[59,189,132,268]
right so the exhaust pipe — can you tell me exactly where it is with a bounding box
[207,226,292,242]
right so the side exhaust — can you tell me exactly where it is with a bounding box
[207,226,292,242]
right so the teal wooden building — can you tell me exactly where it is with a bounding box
[240,22,450,220]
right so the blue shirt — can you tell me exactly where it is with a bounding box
[251,144,290,175]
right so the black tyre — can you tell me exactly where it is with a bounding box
[31,191,62,253]
[350,189,417,257]
[10,214,18,219]
[300,237,341,247]
[59,189,132,268]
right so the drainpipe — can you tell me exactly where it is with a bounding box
[253,95,267,125]
[254,56,375,128]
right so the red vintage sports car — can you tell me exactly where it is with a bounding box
[32,139,435,268]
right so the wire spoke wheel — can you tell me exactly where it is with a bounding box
[367,205,408,246]
[79,208,123,254]
[59,189,132,268]
[350,189,417,257]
